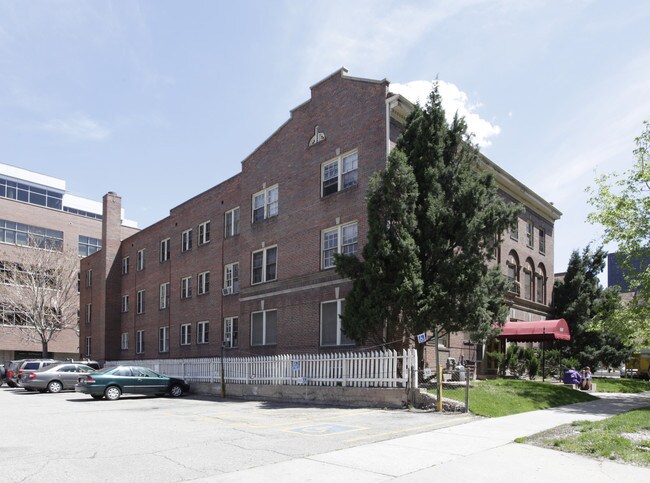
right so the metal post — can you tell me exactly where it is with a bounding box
[464,365,470,413]
[435,327,442,412]
[542,327,546,382]
[220,343,226,398]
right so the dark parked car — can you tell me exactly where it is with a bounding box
[3,360,27,387]
[21,363,97,393]
[75,366,190,400]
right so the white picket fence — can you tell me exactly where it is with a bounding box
[106,349,418,389]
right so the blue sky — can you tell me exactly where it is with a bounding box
[1,1,649,277]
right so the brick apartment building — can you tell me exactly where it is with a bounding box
[0,163,138,363]
[79,69,561,373]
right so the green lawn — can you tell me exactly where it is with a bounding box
[593,377,650,393]
[434,379,597,417]
[521,407,650,467]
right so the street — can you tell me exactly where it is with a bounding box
[1,385,471,482]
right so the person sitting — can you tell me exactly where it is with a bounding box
[580,367,593,390]
[563,367,581,385]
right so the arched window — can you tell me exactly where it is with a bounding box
[536,264,547,304]
[523,259,534,300]
[506,251,520,295]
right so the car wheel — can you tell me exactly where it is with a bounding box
[169,384,184,397]
[105,386,121,400]
[47,381,63,393]
[91,395,103,400]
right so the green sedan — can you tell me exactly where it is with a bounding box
[75,366,190,400]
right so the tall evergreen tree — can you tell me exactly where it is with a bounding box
[337,84,521,349]
[397,85,521,337]
[552,246,632,368]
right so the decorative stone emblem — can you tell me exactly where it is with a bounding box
[308,125,325,147]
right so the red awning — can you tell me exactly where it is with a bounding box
[497,319,571,342]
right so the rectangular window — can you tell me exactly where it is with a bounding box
[225,207,240,238]
[321,299,354,346]
[224,262,239,295]
[181,229,193,252]
[121,256,129,275]
[252,186,278,223]
[78,236,101,257]
[198,221,211,245]
[197,321,209,344]
[136,290,145,314]
[539,228,546,254]
[160,238,170,262]
[224,316,239,348]
[137,249,145,271]
[136,330,144,354]
[159,282,170,309]
[252,246,277,284]
[536,274,545,304]
[121,295,129,313]
[0,219,61,251]
[85,269,92,287]
[121,332,128,350]
[322,222,358,269]
[526,221,534,248]
[180,323,192,346]
[321,151,358,196]
[181,276,192,299]
[85,303,92,324]
[251,309,277,346]
[197,271,210,295]
[159,326,169,353]
[85,336,91,357]
[510,221,519,241]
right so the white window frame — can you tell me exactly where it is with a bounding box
[121,256,129,275]
[321,222,358,269]
[121,294,129,313]
[159,326,169,353]
[121,332,128,350]
[224,316,238,348]
[320,299,354,347]
[224,262,239,295]
[197,321,209,344]
[251,246,277,285]
[225,207,240,238]
[538,228,546,255]
[136,330,144,354]
[198,221,211,245]
[85,269,92,287]
[160,238,170,262]
[85,303,92,324]
[181,228,192,253]
[159,282,170,309]
[85,336,91,357]
[252,186,278,223]
[197,271,210,295]
[181,276,192,299]
[321,150,358,196]
[136,290,145,314]
[250,309,277,346]
[180,323,192,346]
[526,221,534,248]
[137,249,145,271]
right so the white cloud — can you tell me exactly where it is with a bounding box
[39,115,110,141]
[391,80,501,147]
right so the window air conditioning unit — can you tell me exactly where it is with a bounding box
[222,287,232,296]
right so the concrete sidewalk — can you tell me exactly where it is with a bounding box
[211,392,650,482]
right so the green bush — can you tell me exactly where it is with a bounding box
[528,356,540,380]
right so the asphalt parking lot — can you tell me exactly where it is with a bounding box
[1,385,473,482]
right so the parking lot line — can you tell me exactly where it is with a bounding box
[343,414,474,443]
